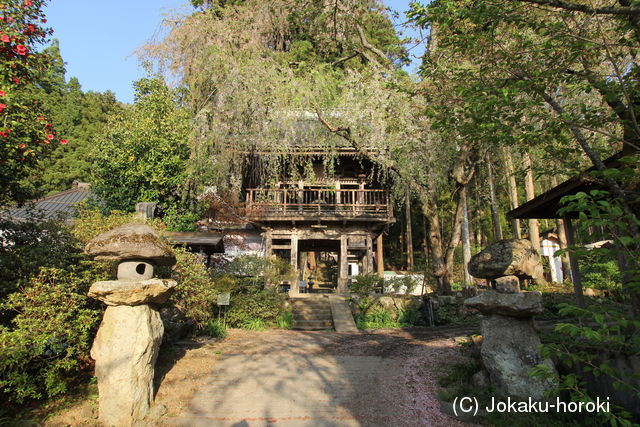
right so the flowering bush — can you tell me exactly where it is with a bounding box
[0,0,68,205]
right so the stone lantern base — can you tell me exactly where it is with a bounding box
[90,305,164,426]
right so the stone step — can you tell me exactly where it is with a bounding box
[291,301,330,306]
[293,312,333,321]
[292,306,332,314]
[292,319,334,330]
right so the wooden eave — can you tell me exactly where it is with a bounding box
[507,152,627,220]
[164,232,225,252]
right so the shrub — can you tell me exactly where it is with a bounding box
[226,290,286,328]
[0,215,81,299]
[222,254,292,286]
[580,253,622,291]
[169,247,218,327]
[71,204,138,244]
[161,205,200,232]
[355,306,401,329]
[350,274,384,298]
[385,276,418,294]
[398,307,420,325]
[0,268,102,403]
[204,319,227,339]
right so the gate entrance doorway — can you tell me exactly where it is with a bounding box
[297,239,340,293]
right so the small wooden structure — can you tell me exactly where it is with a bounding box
[507,152,635,306]
[165,231,224,268]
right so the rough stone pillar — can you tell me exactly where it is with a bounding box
[91,305,163,425]
[464,290,557,400]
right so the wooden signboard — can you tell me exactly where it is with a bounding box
[217,292,230,306]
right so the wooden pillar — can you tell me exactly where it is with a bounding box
[309,251,316,270]
[366,233,373,274]
[563,216,585,308]
[290,233,299,294]
[338,235,349,294]
[377,233,384,276]
[290,233,299,270]
[264,231,272,257]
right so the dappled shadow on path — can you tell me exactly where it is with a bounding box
[154,326,478,426]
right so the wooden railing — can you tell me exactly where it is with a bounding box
[246,188,391,219]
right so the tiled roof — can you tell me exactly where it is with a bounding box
[5,186,95,222]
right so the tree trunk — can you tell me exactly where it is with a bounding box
[563,217,586,308]
[487,156,503,241]
[504,149,521,239]
[444,184,471,284]
[461,187,472,285]
[405,188,414,271]
[556,218,572,281]
[422,197,451,294]
[523,153,541,251]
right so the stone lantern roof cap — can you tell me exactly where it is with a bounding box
[85,223,176,266]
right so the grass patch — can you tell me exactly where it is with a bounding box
[276,309,293,329]
[239,318,267,331]
[204,319,227,339]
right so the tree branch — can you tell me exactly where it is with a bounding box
[514,0,640,16]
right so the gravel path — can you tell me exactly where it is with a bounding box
[153,326,477,427]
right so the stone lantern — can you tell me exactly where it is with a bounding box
[85,223,177,426]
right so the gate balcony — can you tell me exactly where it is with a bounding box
[245,188,392,222]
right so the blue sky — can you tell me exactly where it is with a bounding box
[44,1,426,104]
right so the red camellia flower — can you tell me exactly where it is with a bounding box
[16,45,27,55]
[60,139,68,145]
[0,104,5,112]
[47,134,54,140]
[1,34,9,43]
[12,77,20,84]
[0,91,5,97]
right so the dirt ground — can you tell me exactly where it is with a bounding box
[46,325,478,426]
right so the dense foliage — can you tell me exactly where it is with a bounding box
[0,267,103,403]
[170,247,218,327]
[0,0,60,205]
[210,255,291,328]
[0,215,80,299]
[91,77,191,213]
[34,42,122,194]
